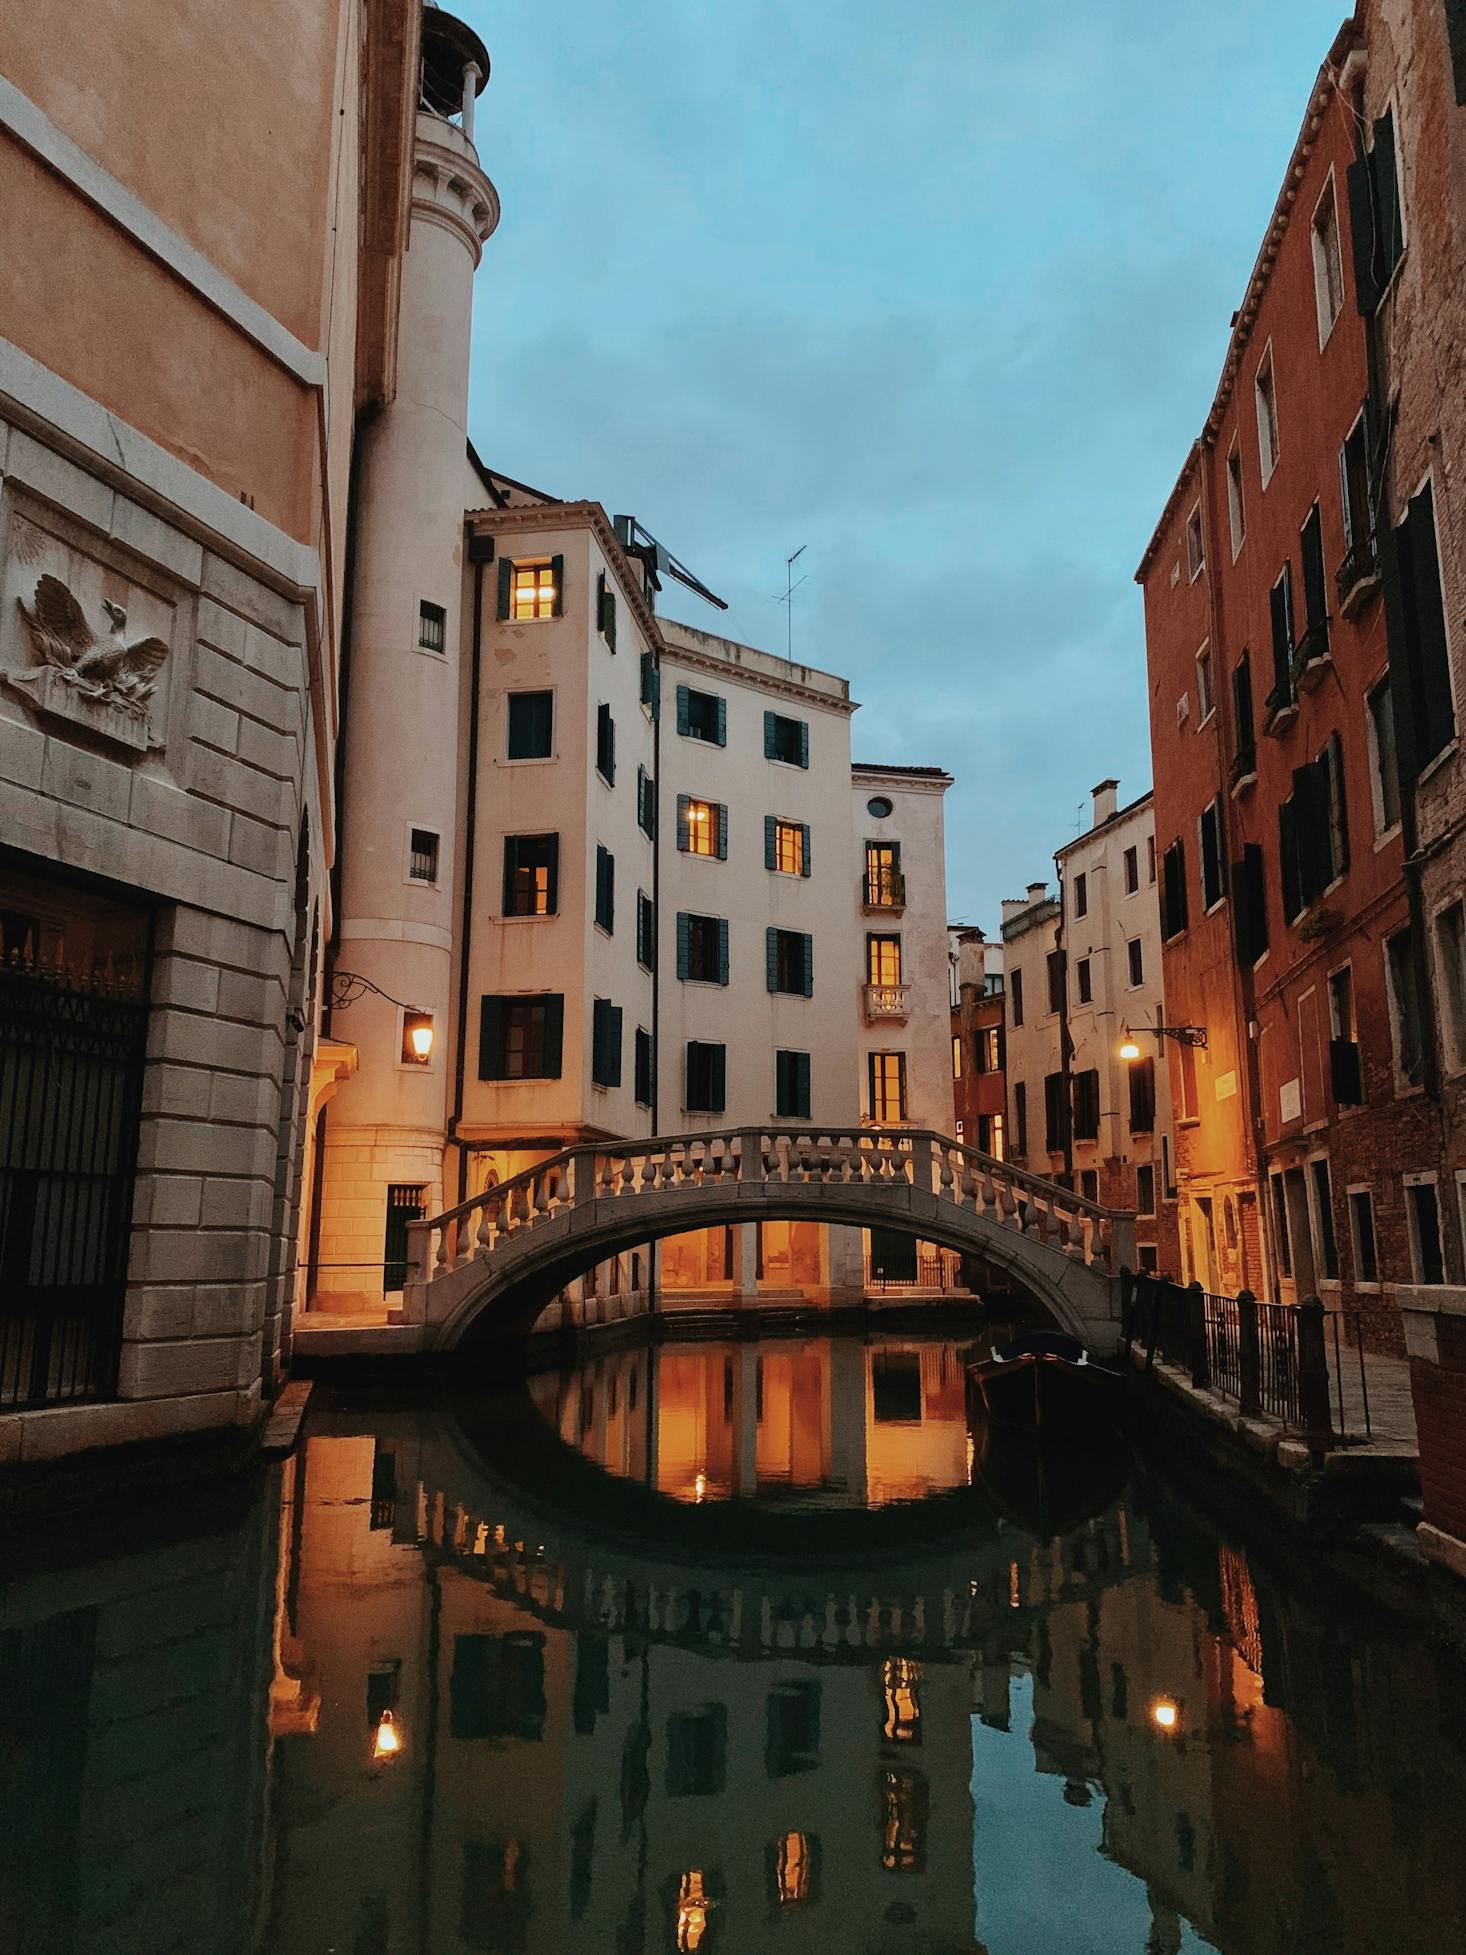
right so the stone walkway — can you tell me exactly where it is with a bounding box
[1328,1342,1418,1453]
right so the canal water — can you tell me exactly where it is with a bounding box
[4,1328,1466,1955]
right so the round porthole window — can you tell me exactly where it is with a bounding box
[866,795,893,818]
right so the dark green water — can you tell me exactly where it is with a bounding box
[3,1329,1465,1955]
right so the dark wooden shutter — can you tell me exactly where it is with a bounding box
[766,928,778,992]
[709,1044,726,1113]
[715,803,728,860]
[800,933,813,997]
[794,1050,810,1117]
[676,685,691,736]
[1232,843,1268,965]
[1328,734,1349,879]
[800,822,812,877]
[676,795,691,852]
[479,995,506,1079]
[798,721,809,768]
[497,557,512,619]
[1347,153,1381,314]
[1279,799,1302,923]
[1128,1056,1155,1133]
[1372,110,1403,281]
[603,1004,623,1086]
[1232,653,1254,754]
[763,711,777,759]
[1330,1037,1363,1106]
[717,918,729,986]
[550,554,564,617]
[1269,569,1294,692]
[1300,504,1328,631]
[1397,480,1455,774]
[542,995,564,1077]
[502,835,519,913]
[714,697,727,747]
[676,912,691,980]
[764,815,777,870]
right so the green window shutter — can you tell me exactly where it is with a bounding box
[607,713,615,784]
[676,912,691,980]
[479,995,506,1079]
[677,794,691,852]
[766,928,778,992]
[798,721,809,768]
[795,1050,811,1117]
[764,815,777,871]
[676,685,691,736]
[497,558,512,620]
[546,834,559,913]
[715,803,728,861]
[763,710,777,759]
[709,1043,726,1114]
[866,1052,877,1119]
[801,932,814,997]
[800,822,812,877]
[543,995,564,1077]
[501,836,518,912]
[715,697,727,746]
[551,553,565,617]
[650,664,660,722]
[640,650,653,707]
[717,917,729,986]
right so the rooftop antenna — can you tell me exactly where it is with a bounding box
[773,544,807,660]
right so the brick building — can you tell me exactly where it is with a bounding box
[1136,17,1449,1350]
[949,923,1006,1158]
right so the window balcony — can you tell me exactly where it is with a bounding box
[1291,620,1332,692]
[1228,745,1257,796]
[861,872,906,912]
[1262,675,1298,738]
[863,982,910,1023]
[1336,536,1380,618]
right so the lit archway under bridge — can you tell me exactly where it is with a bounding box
[399,1127,1136,1354]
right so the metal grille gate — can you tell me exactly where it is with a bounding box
[0,962,148,1406]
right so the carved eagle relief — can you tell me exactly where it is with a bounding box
[16,573,168,713]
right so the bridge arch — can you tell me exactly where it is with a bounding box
[402,1127,1135,1354]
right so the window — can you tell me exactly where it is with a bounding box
[499,556,562,621]
[1309,1158,1339,1279]
[1136,1163,1156,1215]
[1299,503,1329,660]
[1044,1072,1068,1154]
[591,997,622,1089]
[676,685,725,745]
[1176,1041,1199,1122]
[1227,444,1246,556]
[868,1051,908,1123]
[1161,840,1188,940]
[506,690,553,760]
[1196,645,1215,724]
[1279,737,1348,920]
[596,569,617,649]
[1347,106,1404,314]
[977,1112,1005,1159]
[1255,346,1280,483]
[952,1033,962,1078]
[685,1041,726,1114]
[1123,846,1139,894]
[1268,565,1296,708]
[639,649,659,716]
[975,1025,1000,1074]
[637,890,655,971]
[637,766,656,838]
[383,1185,425,1291]
[408,826,439,884]
[1435,902,1466,1071]
[1406,1175,1445,1285]
[1366,676,1401,834]
[595,702,615,784]
[634,1026,653,1108]
[666,1704,727,1797]
[1269,1172,1292,1279]
[1386,925,1426,1085]
[1127,937,1144,988]
[1311,178,1345,340]
[767,1680,821,1778]
[1076,956,1092,1004]
[1234,842,1269,966]
[1162,1132,1176,1199]
[1186,505,1205,581]
[1072,872,1088,919]
[1013,1081,1028,1156]
[1046,949,1065,1015]
[418,599,446,652]
[1328,963,1362,1105]
[480,994,563,1080]
[1396,480,1456,777]
[1199,796,1225,911]
[867,933,903,986]
[678,796,726,859]
[767,817,810,877]
[1339,414,1374,585]
[503,833,558,916]
[1080,1169,1099,1203]
[768,928,813,997]
[1147,836,1157,885]
[1073,1068,1100,1142]
[776,1049,811,1119]
[866,795,893,818]
[1231,653,1256,781]
[677,912,728,986]
[1010,968,1024,1027]
[1348,1188,1379,1284]
[594,844,615,933]
[864,841,904,907]
[764,711,809,767]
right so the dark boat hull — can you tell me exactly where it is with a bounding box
[966,1352,1123,1441]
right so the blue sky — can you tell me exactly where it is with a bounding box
[457,0,1347,923]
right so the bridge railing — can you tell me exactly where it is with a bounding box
[406,1125,1136,1291]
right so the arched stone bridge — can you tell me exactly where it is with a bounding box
[402,1126,1136,1352]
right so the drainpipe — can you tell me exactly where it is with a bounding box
[451,530,492,1204]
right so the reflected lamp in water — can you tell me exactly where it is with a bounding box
[372,1708,404,1761]
[1151,1697,1181,1732]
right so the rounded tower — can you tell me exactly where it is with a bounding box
[317,5,498,1309]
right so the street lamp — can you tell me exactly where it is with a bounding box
[372,1708,403,1761]
[1119,1013,1207,1060]
[329,970,435,1064]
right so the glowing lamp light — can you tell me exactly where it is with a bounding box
[372,1709,403,1760]
[1151,1697,1180,1732]
[403,1011,435,1064]
[1119,1029,1143,1062]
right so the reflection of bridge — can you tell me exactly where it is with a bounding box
[403,1126,1136,1350]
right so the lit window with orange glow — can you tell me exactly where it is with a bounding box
[774,819,804,875]
[675,1870,716,1950]
[882,1657,923,1743]
[685,799,717,858]
[511,561,558,620]
[774,1831,813,1904]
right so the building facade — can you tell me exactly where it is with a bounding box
[949,924,1006,1159]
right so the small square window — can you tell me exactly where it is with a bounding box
[511,560,558,621]
[1123,846,1139,894]
[774,819,805,875]
[775,1049,811,1119]
[686,1041,726,1114]
[1136,1163,1156,1215]
[408,827,439,883]
[682,798,721,858]
[1348,1187,1379,1284]
[1406,1176,1444,1285]
[1072,872,1087,919]
[1076,956,1092,1004]
[1127,937,1144,987]
[681,688,724,744]
[1186,506,1205,581]
[1255,349,1280,483]
[507,691,553,760]
[418,600,446,653]
[765,711,808,767]
[503,834,557,916]
[867,933,902,986]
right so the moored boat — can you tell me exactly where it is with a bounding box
[966,1330,1123,1441]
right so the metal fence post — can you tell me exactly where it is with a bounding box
[1186,1279,1210,1388]
[1295,1296,1336,1450]
[1236,1288,1261,1416]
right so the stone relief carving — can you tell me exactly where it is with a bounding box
[7,571,169,756]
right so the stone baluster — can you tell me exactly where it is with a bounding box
[738,1128,764,1184]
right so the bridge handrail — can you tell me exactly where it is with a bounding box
[406,1124,1136,1291]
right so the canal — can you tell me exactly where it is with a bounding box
[4,1328,1466,1954]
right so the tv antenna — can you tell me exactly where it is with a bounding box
[773,544,807,660]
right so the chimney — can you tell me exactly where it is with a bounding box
[1026,880,1048,900]
[1092,778,1119,827]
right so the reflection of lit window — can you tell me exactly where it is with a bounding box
[882,1657,923,1744]
[676,1870,715,1950]
[1009,1561,1021,1610]
[880,1768,928,1873]
[775,1831,812,1904]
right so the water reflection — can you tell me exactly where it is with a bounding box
[3,1331,1466,1954]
